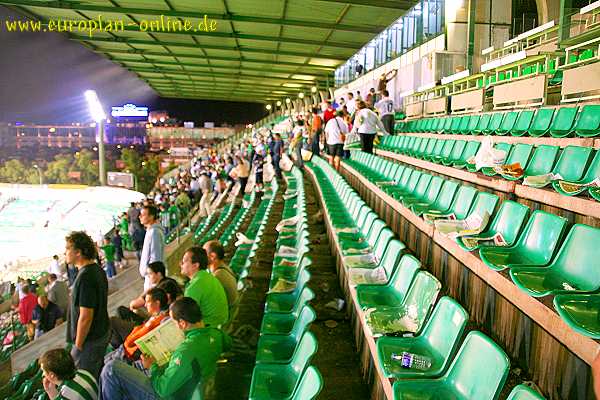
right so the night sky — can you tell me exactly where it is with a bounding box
[0,6,266,126]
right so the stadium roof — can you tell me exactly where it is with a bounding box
[2,0,417,103]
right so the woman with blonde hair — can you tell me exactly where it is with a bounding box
[350,100,389,154]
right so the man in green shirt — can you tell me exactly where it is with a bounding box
[100,297,223,400]
[101,237,116,278]
[181,246,229,327]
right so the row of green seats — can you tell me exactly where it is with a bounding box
[476,58,561,88]
[347,150,600,340]
[220,192,256,247]
[230,181,278,282]
[249,167,323,400]
[395,104,600,137]
[308,156,546,399]
[378,135,600,201]
[197,201,237,245]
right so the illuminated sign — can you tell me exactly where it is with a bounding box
[111,103,149,117]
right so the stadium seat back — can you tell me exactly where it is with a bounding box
[574,104,600,137]
[391,254,421,294]
[549,106,578,138]
[524,145,559,176]
[497,111,519,135]
[467,192,499,220]
[402,271,441,334]
[290,366,323,400]
[511,110,535,136]
[466,115,480,134]
[449,186,478,219]
[529,108,555,137]
[506,384,546,400]
[506,143,534,169]
[444,140,467,164]
[519,211,568,264]
[424,297,469,365]
[552,145,593,181]
[380,239,406,278]
[484,112,505,135]
[474,113,492,134]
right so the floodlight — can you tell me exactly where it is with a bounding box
[298,93,305,99]
[311,86,317,93]
[84,90,106,122]
[266,104,272,110]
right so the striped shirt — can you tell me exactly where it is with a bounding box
[57,369,98,400]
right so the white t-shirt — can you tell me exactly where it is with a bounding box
[324,117,349,145]
[375,97,395,117]
[346,98,356,115]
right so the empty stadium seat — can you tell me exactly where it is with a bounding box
[510,110,535,137]
[574,105,600,137]
[260,291,315,335]
[497,111,519,135]
[549,107,578,138]
[479,211,568,271]
[249,331,318,400]
[528,108,555,137]
[376,296,468,379]
[422,185,478,221]
[411,180,459,216]
[519,145,559,181]
[453,141,481,169]
[507,384,546,400]
[392,331,510,400]
[441,140,467,166]
[290,366,323,400]
[355,254,420,309]
[402,176,445,209]
[552,150,600,196]
[553,293,600,339]
[256,315,316,364]
[457,201,529,251]
[510,224,600,297]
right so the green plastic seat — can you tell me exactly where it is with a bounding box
[344,228,394,270]
[521,145,559,180]
[549,106,578,138]
[453,141,481,169]
[507,384,546,400]
[377,296,468,379]
[553,293,600,339]
[497,144,534,180]
[483,112,505,135]
[510,224,600,297]
[496,111,519,136]
[552,150,600,196]
[348,238,405,285]
[392,331,510,400]
[290,366,323,400]
[396,174,433,202]
[431,140,455,163]
[356,254,420,309]
[574,105,600,137]
[473,114,492,135]
[457,201,529,251]
[422,185,477,221]
[424,139,446,161]
[546,145,594,187]
[256,307,316,364]
[528,108,555,137]
[403,176,445,209]
[441,117,454,134]
[479,143,514,175]
[510,110,535,137]
[479,210,568,271]
[456,116,471,134]
[411,180,459,216]
[261,298,315,335]
[386,171,423,198]
[249,331,318,400]
[441,140,467,166]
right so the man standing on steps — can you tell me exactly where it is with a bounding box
[139,205,165,292]
[375,90,396,136]
[65,231,109,380]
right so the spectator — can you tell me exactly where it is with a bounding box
[107,287,169,363]
[40,348,98,400]
[126,261,169,317]
[198,170,213,217]
[139,205,165,292]
[351,100,389,154]
[65,231,109,380]
[310,108,323,156]
[230,156,250,196]
[377,69,398,93]
[375,90,395,136]
[48,255,65,280]
[156,277,183,305]
[324,110,349,171]
[291,119,307,168]
[180,246,228,327]
[271,133,284,180]
[323,101,335,124]
[345,92,356,116]
[366,87,376,107]
[46,273,69,316]
[18,285,37,340]
[112,231,123,268]
[32,295,63,338]
[66,263,78,287]
[253,151,264,193]
[203,241,238,310]
[127,202,140,237]
[100,297,223,400]
[101,236,116,278]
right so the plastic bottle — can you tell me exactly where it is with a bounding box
[391,352,432,370]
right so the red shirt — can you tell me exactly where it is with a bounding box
[324,108,335,123]
[19,293,37,324]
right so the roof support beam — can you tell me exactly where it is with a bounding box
[71,35,350,61]
[102,48,336,71]
[151,82,300,94]
[0,0,383,33]
[129,66,316,83]
[114,58,329,77]
[314,0,415,10]
[145,77,307,91]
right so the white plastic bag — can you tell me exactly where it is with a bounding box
[472,137,507,171]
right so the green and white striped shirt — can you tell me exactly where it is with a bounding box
[57,369,98,400]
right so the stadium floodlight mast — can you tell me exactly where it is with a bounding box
[32,164,43,185]
[84,90,107,186]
